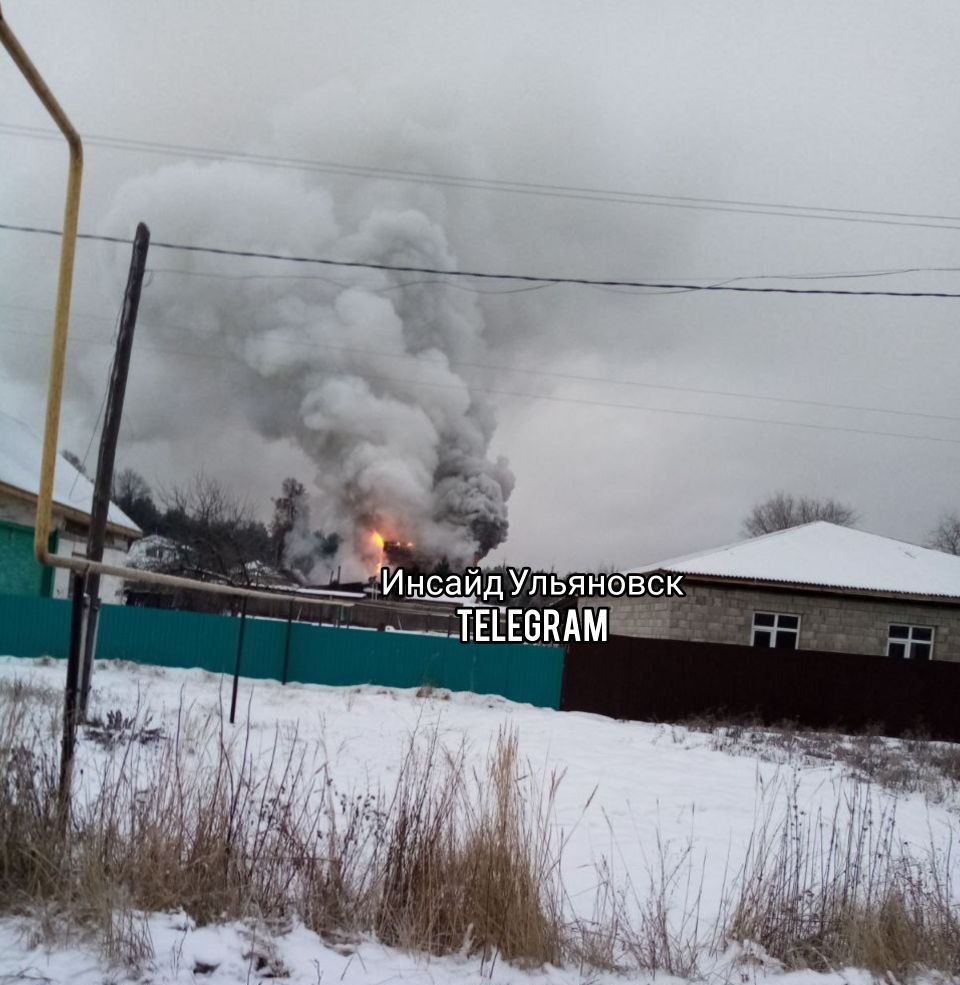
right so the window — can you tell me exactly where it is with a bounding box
[752,612,800,649]
[887,624,934,660]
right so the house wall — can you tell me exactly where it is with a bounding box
[0,495,37,528]
[583,581,960,662]
[50,537,134,604]
[0,489,132,603]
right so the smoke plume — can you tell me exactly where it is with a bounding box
[102,87,514,581]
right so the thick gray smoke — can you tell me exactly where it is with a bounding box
[102,101,514,581]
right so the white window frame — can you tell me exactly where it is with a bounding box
[751,611,801,649]
[886,624,935,660]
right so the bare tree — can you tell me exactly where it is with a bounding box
[158,472,271,584]
[113,467,150,503]
[743,491,858,536]
[270,477,306,567]
[112,468,160,531]
[928,512,960,555]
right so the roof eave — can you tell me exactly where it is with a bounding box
[657,570,960,606]
[0,479,142,541]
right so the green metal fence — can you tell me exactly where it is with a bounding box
[0,594,564,708]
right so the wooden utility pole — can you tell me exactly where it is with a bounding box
[76,222,150,721]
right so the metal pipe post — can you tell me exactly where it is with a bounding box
[229,598,248,724]
[0,7,84,569]
[281,598,294,685]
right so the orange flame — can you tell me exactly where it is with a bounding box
[371,530,385,550]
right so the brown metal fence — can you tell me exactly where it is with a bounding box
[561,635,960,741]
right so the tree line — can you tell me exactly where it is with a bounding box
[743,491,960,555]
[110,468,333,585]
[97,459,960,595]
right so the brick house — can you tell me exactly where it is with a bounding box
[590,522,960,662]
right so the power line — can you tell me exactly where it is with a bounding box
[0,320,956,447]
[4,120,960,233]
[145,265,554,296]
[4,298,959,425]
[147,262,960,288]
[4,221,960,298]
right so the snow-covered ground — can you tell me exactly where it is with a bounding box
[0,914,891,985]
[0,655,957,984]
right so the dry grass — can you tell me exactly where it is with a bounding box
[376,730,560,962]
[293,727,566,964]
[679,715,960,807]
[568,832,710,978]
[0,682,568,970]
[1,676,959,979]
[0,689,63,905]
[727,784,960,976]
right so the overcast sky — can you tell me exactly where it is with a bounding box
[2,1,959,573]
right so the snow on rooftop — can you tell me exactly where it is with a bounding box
[631,521,960,599]
[297,586,367,599]
[404,592,480,607]
[0,412,140,533]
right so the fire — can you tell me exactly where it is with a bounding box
[366,531,417,575]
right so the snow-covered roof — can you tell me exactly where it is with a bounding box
[631,521,960,599]
[125,534,180,569]
[404,593,480,607]
[297,586,367,599]
[0,412,140,535]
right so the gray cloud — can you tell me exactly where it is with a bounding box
[2,0,959,575]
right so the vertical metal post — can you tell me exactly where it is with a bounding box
[58,570,87,825]
[0,9,83,570]
[2,0,84,832]
[229,598,248,724]
[281,598,294,685]
[79,222,150,720]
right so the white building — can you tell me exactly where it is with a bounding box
[0,411,141,602]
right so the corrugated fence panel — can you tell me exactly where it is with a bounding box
[0,593,72,658]
[97,605,247,675]
[0,596,563,709]
[285,626,563,707]
[561,634,960,740]
[238,618,286,681]
[502,642,565,710]
[287,625,461,691]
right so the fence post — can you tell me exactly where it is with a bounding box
[281,598,294,685]
[229,597,248,725]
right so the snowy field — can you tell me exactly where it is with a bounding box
[0,654,957,984]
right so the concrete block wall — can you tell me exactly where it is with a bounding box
[582,581,960,662]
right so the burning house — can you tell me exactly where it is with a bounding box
[103,139,517,587]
